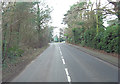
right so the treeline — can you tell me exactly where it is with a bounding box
[63,1,119,54]
[2,2,52,63]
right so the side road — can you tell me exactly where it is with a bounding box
[67,43,118,67]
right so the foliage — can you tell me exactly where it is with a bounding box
[63,1,119,54]
[2,2,52,62]
[99,25,118,53]
[83,28,96,47]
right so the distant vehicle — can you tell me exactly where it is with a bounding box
[53,35,59,42]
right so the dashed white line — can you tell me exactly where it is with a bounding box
[60,50,62,55]
[65,68,69,76]
[65,68,71,82]
[58,45,72,82]
[67,75,71,82]
[59,46,63,55]
[62,58,66,65]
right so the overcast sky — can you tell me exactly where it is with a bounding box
[44,0,80,36]
[45,0,79,27]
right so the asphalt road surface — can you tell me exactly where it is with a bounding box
[12,43,118,82]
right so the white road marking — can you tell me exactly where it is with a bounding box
[67,76,71,82]
[60,50,62,55]
[65,68,71,82]
[58,45,72,82]
[65,68,69,76]
[62,58,65,64]
[59,46,63,55]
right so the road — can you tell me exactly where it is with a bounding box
[12,43,118,82]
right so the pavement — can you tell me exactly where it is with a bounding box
[11,43,118,82]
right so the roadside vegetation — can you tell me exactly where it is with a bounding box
[63,0,119,54]
[2,2,53,81]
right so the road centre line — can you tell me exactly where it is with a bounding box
[60,50,62,55]
[65,68,71,82]
[58,45,72,82]
[58,46,63,55]
[62,58,65,64]
[65,68,69,76]
[67,75,71,82]
[61,56,63,59]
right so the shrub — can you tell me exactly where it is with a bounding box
[83,28,96,47]
[93,32,104,49]
[81,40,85,47]
[101,25,118,53]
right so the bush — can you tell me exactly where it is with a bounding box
[81,40,85,47]
[66,24,118,54]
[83,24,118,54]
[93,32,104,49]
[83,28,96,47]
[107,37,118,53]
[101,25,118,53]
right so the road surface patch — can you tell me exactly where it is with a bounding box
[61,56,63,59]
[94,57,118,69]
